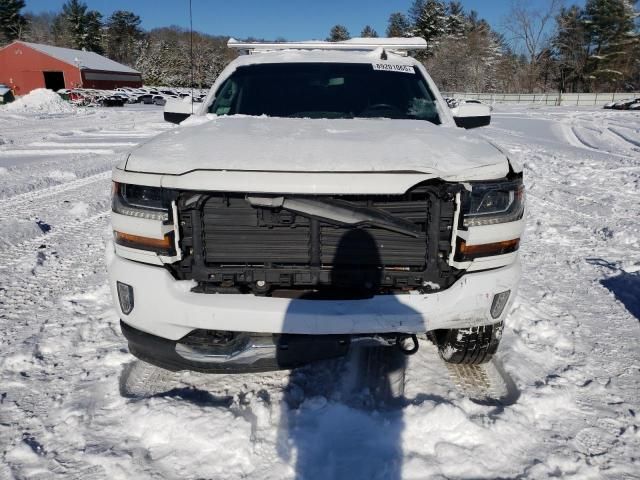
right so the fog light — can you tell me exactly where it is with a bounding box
[117,281,134,315]
[490,290,511,319]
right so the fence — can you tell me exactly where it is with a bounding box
[441,92,639,106]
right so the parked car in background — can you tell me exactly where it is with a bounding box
[603,97,640,110]
[0,84,14,104]
[100,94,126,107]
[152,95,167,106]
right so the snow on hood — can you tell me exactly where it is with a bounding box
[125,115,509,178]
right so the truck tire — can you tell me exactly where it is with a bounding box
[119,360,176,398]
[361,346,406,402]
[431,322,503,365]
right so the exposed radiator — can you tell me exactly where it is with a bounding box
[201,195,428,268]
[173,186,460,294]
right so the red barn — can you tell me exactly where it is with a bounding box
[0,41,142,95]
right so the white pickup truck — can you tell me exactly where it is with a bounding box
[107,38,524,373]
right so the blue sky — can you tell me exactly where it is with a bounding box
[24,0,582,40]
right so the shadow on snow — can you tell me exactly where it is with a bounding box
[276,229,417,480]
[586,258,640,322]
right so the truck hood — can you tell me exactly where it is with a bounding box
[125,115,509,178]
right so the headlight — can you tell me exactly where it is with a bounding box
[111,182,177,255]
[462,178,524,227]
[112,182,171,222]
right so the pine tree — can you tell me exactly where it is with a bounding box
[583,0,639,90]
[386,12,411,37]
[327,25,350,42]
[411,0,447,55]
[446,1,466,37]
[553,6,589,92]
[106,10,143,65]
[57,0,104,53]
[0,0,28,43]
[84,10,103,54]
[360,25,378,38]
[466,10,481,31]
[60,0,88,49]
[409,0,426,25]
[423,7,515,93]
[51,13,70,47]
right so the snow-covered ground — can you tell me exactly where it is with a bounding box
[0,102,638,479]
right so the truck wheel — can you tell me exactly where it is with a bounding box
[119,360,176,398]
[430,323,503,365]
[361,346,406,401]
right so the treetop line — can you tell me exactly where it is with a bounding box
[0,0,638,93]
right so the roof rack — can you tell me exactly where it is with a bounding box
[227,37,427,55]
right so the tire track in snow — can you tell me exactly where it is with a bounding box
[0,116,167,254]
[607,127,640,149]
[569,125,602,150]
[0,119,165,203]
[0,211,118,479]
[0,170,111,214]
[0,148,116,156]
[563,121,640,160]
[0,211,109,333]
[490,121,637,164]
[512,262,640,465]
[485,116,640,472]
[0,113,170,478]
[0,174,111,251]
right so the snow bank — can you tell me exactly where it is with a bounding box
[2,88,76,114]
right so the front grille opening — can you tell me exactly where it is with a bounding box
[170,184,461,298]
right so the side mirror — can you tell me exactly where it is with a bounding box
[164,97,194,124]
[452,103,491,129]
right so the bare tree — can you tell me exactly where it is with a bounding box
[503,0,563,91]
[504,0,562,63]
[24,11,56,44]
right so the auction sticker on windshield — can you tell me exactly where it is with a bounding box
[372,63,415,74]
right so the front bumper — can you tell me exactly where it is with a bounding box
[107,248,521,341]
[121,320,350,373]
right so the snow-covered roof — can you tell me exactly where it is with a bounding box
[16,41,140,74]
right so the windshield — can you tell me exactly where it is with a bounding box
[209,62,441,124]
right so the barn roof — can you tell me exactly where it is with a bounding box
[16,41,140,74]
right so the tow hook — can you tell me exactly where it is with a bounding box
[396,334,419,355]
